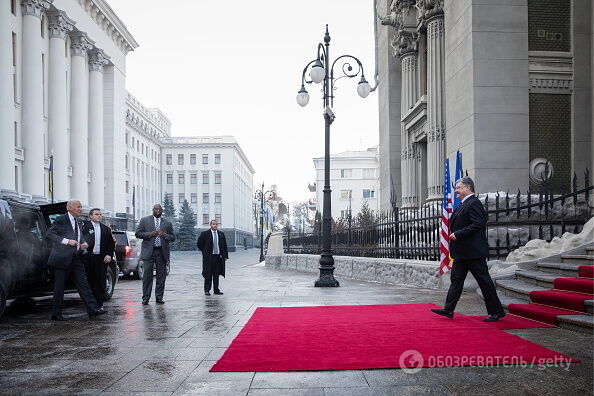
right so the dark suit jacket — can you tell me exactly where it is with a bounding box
[135,215,175,261]
[449,195,489,260]
[46,213,83,270]
[197,229,228,277]
[81,221,115,258]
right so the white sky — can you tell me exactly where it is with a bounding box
[108,0,379,202]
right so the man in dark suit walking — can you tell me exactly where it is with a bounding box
[81,208,115,309]
[46,200,106,321]
[431,177,506,322]
[197,220,228,296]
[135,204,175,305]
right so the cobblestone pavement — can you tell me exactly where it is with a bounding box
[0,250,592,395]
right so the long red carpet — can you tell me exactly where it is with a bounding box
[210,303,576,372]
[470,314,553,329]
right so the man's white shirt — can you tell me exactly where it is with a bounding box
[61,213,80,245]
[92,221,101,254]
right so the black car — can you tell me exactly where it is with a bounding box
[0,199,118,318]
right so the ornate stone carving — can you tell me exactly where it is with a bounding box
[70,31,94,57]
[394,30,418,58]
[380,0,416,28]
[88,48,110,72]
[21,0,51,18]
[416,0,443,24]
[47,10,75,40]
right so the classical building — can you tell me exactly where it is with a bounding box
[160,136,255,251]
[0,0,138,211]
[313,146,380,219]
[375,0,594,210]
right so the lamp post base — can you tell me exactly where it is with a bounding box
[315,254,340,287]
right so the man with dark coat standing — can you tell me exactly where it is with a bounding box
[431,177,506,322]
[81,208,115,309]
[135,204,175,305]
[197,220,228,295]
[46,200,106,321]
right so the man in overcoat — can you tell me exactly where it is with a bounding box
[197,220,228,295]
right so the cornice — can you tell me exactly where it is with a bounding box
[47,9,75,39]
[21,0,52,18]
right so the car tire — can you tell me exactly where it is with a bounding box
[135,261,144,280]
[0,281,7,320]
[104,265,116,301]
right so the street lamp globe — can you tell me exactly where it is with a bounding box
[309,60,325,84]
[296,87,310,107]
[357,77,372,98]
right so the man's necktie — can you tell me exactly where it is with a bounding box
[213,232,219,255]
[154,218,161,247]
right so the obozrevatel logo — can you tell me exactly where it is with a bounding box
[399,349,424,374]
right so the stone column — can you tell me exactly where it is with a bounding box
[88,48,109,208]
[69,31,93,203]
[0,0,15,194]
[47,10,74,202]
[21,0,51,200]
[425,2,446,202]
[397,30,419,208]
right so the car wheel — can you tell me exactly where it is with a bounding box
[166,261,170,276]
[135,261,144,280]
[0,281,7,320]
[104,266,116,301]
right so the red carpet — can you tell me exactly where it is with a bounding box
[553,277,594,294]
[470,314,553,329]
[210,304,576,372]
[578,265,594,278]
[529,290,593,312]
[507,304,579,326]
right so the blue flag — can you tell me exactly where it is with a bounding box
[452,151,463,210]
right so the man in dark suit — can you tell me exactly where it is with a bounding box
[46,200,106,321]
[135,204,175,305]
[81,208,115,309]
[197,220,228,296]
[431,177,506,322]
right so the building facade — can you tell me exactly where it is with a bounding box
[313,147,380,219]
[0,0,138,212]
[160,136,255,251]
[375,0,594,210]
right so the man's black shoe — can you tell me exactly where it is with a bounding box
[142,300,149,305]
[430,308,454,319]
[483,312,507,322]
[156,299,165,305]
[214,291,224,295]
[51,314,68,321]
[204,291,211,296]
[89,307,107,318]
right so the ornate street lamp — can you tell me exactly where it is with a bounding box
[254,182,276,263]
[297,25,374,287]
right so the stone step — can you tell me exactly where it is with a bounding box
[561,254,594,264]
[495,279,548,302]
[537,262,582,276]
[516,270,559,288]
[586,246,594,254]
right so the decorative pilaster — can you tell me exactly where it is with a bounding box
[425,2,445,201]
[20,0,51,200]
[0,0,15,194]
[69,31,93,203]
[47,11,74,202]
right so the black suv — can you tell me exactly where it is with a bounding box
[0,199,118,318]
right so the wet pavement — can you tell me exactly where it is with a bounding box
[0,249,592,395]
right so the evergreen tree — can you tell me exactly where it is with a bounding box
[356,200,377,227]
[162,193,176,222]
[177,200,197,251]
[314,210,322,232]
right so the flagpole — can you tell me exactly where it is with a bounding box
[49,152,54,204]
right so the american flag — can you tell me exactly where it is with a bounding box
[439,158,453,275]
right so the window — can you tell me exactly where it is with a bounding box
[125,133,129,145]
[202,172,209,184]
[363,189,375,199]
[12,32,16,102]
[41,16,45,38]
[203,193,209,204]
[340,210,350,218]
[136,140,139,151]
[179,193,185,203]
[132,136,135,148]
[166,173,173,184]
[178,173,185,184]
[166,154,172,165]
[141,143,144,155]
[166,193,173,202]
[125,155,129,169]
[11,0,16,15]
[125,181,129,193]
[340,190,352,199]
[202,154,208,164]
[363,168,375,179]
[190,173,197,184]
[340,169,352,178]
[215,154,221,164]
[190,154,196,165]
[202,214,210,225]
[214,172,221,184]
[178,154,184,165]
[215,193,221,204]
[215,214,221,225]
[191,193,197,203]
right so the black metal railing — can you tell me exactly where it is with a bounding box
[285,171,593,260]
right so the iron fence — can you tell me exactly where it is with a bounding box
[284,171,593,261]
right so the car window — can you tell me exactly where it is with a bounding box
[113,233,128,245]
[48,213,61,225]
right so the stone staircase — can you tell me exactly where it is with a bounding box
[492,244,594,333]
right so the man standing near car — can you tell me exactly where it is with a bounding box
[81,209,115,310]
[197,220,228,296]
[135,204,175,305]
[46,200,106,321]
